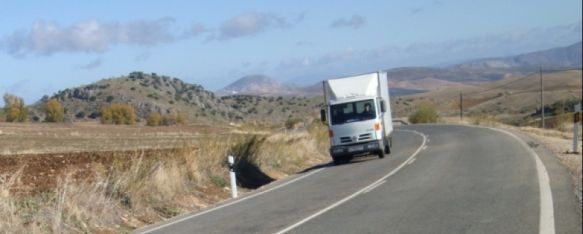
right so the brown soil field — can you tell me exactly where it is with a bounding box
[0,149,181,195]
[0,121,233,155]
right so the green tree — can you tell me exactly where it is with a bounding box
[45,99,65,122]
[3,93,27,122]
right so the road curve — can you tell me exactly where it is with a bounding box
[137,125,581,234]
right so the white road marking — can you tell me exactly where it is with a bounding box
[138,167,325,234]
[275,129,427,234]
[362,180,386,194]
[407,157,417,165]
[486,127,555,234]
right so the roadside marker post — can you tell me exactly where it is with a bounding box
[573,104,581,154]
[228,155,238,198]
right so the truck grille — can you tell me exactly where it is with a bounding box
[340,137,353,143]
[340,133,372,143]
[358,133,372,141]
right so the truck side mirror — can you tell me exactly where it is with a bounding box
[380,100,386,113]
[320,109,326,122]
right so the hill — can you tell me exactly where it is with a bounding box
[217,75,310,97]
[457,41,582,69]
[392,69,582,125]
[30,72,242,123]
[220,95,324,125]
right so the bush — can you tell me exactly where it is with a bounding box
[3,93,27,122]
[75,111,86,119]
[147,112,186,126]
[100,103,135,125]
[45,99,65,122]
[146,112,163,126]
[162,112,186,126]
[408,104,439,124]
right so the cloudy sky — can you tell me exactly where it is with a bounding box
[1,0,581,105]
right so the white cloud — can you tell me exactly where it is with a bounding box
[76,58,103,70]
[277,21,582,84]
[1,17,181,57]
[217,12,291,40]
[330,15,366,29]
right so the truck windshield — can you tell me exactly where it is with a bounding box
[330,99,376,125]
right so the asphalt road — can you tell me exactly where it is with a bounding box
[138,125,581,234]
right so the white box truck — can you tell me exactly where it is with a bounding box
[320,72,393,165]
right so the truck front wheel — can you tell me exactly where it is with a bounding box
[384,138,391,154]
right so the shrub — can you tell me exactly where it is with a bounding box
[100,103,135,125]
[45,99,65,122]
[3,93,27,122]
[162,112,186,126]
[146,112,163,126]
[408,104,439,124]
[75,111,86,119]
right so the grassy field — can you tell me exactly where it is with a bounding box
[0,120,330,233]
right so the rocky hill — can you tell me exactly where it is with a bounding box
[31,72,243,122]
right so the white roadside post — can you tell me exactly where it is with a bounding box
[573,104,581,154]
[227,155,238,198]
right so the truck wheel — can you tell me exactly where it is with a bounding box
[333,158,343,165]
[384,138,391,154]
[378,149,385,159]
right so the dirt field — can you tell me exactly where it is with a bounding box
[0,122,233,155]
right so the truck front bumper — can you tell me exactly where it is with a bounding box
[330,140,382,158]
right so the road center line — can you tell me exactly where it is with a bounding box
[138,166,325,233]
[362,180,386,194]
[407,157,417,165]
[275,129,427,234]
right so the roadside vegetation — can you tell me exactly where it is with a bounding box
[408,104,439,124]
[0,121,329,233]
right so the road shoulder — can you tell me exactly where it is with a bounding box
[503,128,582,234]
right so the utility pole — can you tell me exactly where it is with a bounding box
[459,92,463,122]
[540,66,545,129]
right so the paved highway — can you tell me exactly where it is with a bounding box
[138,125,581,234]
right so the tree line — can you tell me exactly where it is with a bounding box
[1,93,185,126]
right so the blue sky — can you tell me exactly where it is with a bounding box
[0,0,581,105]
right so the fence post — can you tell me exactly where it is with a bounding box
[227,155,238,198]
[573,104,581,154]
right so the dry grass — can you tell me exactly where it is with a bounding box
[0,123,330,233]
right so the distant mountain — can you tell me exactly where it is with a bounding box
[217,75,317,97]
[218,42,581,98]
[30,72,242,122]
[456,41,582,69]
